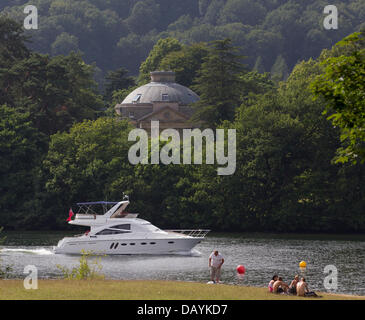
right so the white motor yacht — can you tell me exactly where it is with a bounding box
[54,198,209,255]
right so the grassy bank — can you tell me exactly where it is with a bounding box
[1,280,364,300]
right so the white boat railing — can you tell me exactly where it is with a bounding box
[165,229,210,238]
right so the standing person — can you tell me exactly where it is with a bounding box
[208,250,224,283]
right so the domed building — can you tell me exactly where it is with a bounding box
[115,71,199,131]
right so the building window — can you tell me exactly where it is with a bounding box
[162,94,169,101]
[128,112,135,119]
[132,94,141,103]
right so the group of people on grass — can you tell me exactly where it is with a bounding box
[208,250,319,297]
[268,275,318,297]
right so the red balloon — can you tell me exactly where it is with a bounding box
[236,265,245,274]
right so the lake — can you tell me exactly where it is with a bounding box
[1,231,364,296]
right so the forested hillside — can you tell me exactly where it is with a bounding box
[0,3,364,233]
[2,0,365,79]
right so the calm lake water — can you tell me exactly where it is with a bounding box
[1,231,365,296]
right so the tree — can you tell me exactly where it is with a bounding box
[270,54,289,81]
[218,0,267,26]
[230,58,365,232]
[167,14,193,32]
[0,105,47,229]
[104,67,136,103]
[262,2,305,65]
[137,37,182,85]
[159,42,209,87]
[191,38,246,127]
[253,56,265,73]
[311,32,365,163]
[0,15,29,67]
[239,71,275,100]
[115,33,157,75]
[43,117,134,227]
[203,0,225,25]
[0,52,104,135]
[125,0,161,35]
[51,32,80,56]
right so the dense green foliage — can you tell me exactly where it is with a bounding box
[104,67,136,103]
[42,117,134,228]
[0,10,364,232]
[1,52,104,135]
[311,32,365,164]
[0,16,104,135]
[191,39,246,127]
[2,0,365,80]
[0,105,47,228]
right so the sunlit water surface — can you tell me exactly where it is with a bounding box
[1,232,364,296]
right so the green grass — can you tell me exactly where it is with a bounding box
[1,280,364,300]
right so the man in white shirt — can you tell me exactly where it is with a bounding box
[208,250,224,283]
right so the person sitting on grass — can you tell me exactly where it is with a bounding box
[288,275,299,295]
[268,275,278,293]
[273,277,289,294]
[296,277,318,297]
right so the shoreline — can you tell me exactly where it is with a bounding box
[1,279,364,300]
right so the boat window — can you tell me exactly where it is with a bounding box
[96,229,130,235]
[110,224,131,230]
[141,242,147,245]
[168,241,174,244]
[150,242,156,245]
[130,243,135,245]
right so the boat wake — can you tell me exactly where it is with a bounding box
[0,247,54,255]
[174,249,202,257]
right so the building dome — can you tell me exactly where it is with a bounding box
[121,71,199,105]
[115,71,199,131]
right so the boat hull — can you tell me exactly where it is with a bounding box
[54,237,203,255]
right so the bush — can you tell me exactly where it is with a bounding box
[57,250,105,280]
